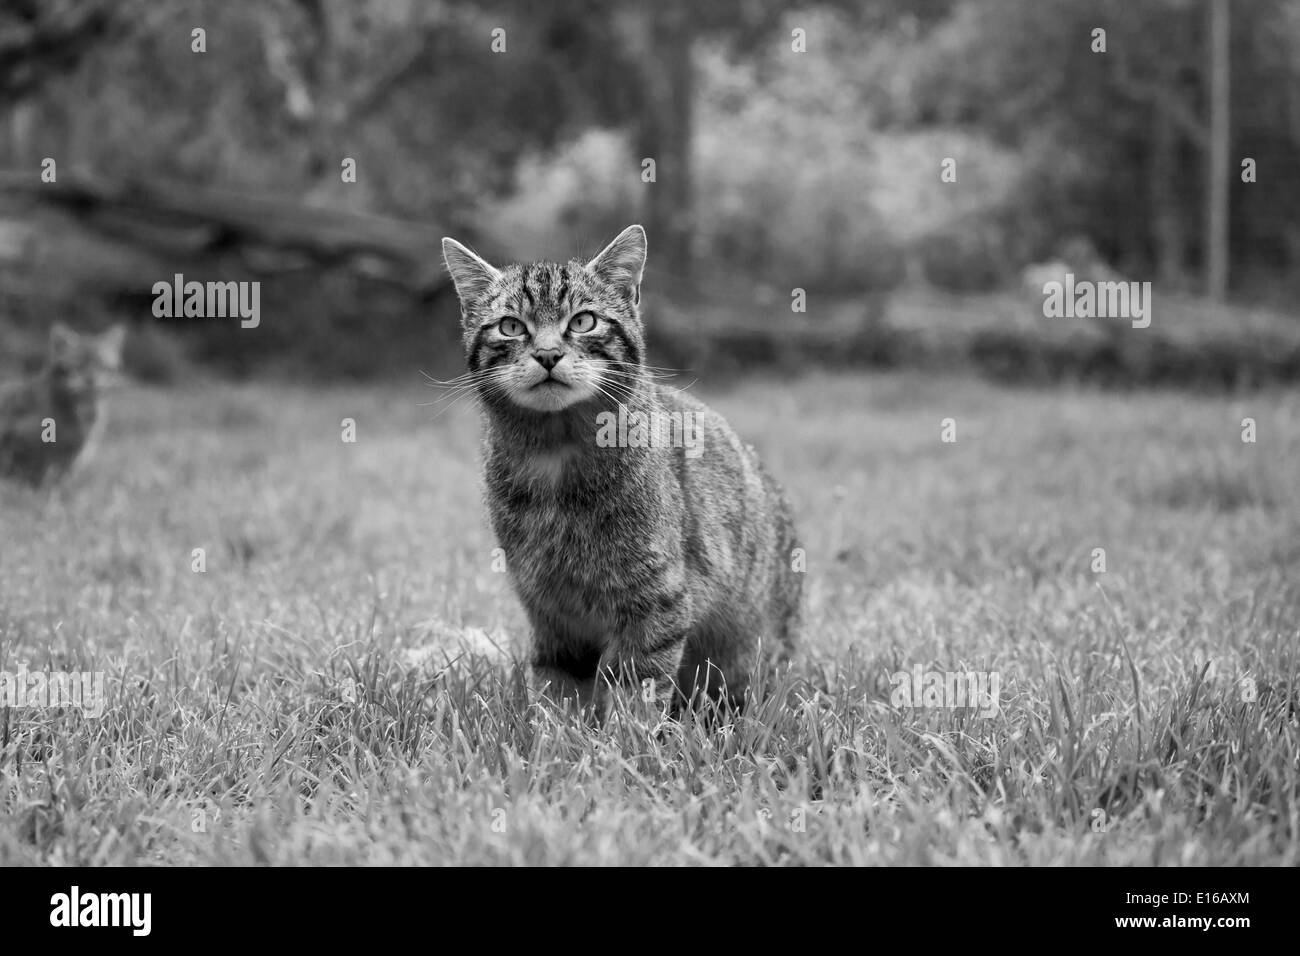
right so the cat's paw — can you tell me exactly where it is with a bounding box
[530,666,596,711]
[594,674,673,731]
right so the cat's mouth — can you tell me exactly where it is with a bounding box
[509,369,595,412]
[526,367,571,392]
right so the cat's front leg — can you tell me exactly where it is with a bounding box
[594,629,687,719]
[529,636,602,710]
[529,661,597,709]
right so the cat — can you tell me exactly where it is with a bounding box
[0,322,126,486]
[441,225,802,713]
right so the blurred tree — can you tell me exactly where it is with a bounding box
[1206,0,1229,301]
[6,0,1298,315]
[894,0,1299,294]
[0,0,141,100]
[0,0,148,165]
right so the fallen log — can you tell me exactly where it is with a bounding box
[0,169,481,297]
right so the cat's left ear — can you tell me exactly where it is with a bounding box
[50,321,78,346]
[49,321,79,359]
[441,237,501,305]
[586,225,646,305]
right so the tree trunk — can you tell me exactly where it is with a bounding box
[1206,0,1231,300]
[633,4,695,283]
[4,102,35,167]
[1150,105,1187,287]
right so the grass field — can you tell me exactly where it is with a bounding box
[1,371,1298,865]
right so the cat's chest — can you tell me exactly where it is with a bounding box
[0,382,100,482]
[488,477,617,556]
[486,461,671,584]
[3,383,96,443]
[48,393,99,456]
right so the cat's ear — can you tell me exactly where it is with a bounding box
[441,237,500,304]
[586,225,646,304]
[49,321,79,357]
[99,324,127,363]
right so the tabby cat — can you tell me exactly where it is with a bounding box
[0,322,125,485]
[441,225,801,712]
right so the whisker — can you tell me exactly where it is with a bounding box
[599,360,685,376]
[593,377,669,415]
[420,369,483,386]
[422,366,518,418]
[595,369,689,404]
[421,368,514,404]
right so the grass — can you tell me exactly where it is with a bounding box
[0,371,1298,865]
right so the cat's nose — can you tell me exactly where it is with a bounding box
[533,349,563,371]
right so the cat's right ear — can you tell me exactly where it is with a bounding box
[441,238,500,305]
[49,321,79,356]
[586,225,647,305]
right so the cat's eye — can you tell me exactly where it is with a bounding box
[568,311,597,334]
[497,317,527,338]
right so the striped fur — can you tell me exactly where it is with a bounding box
[0,323,125,486]
[441,226,802,713]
